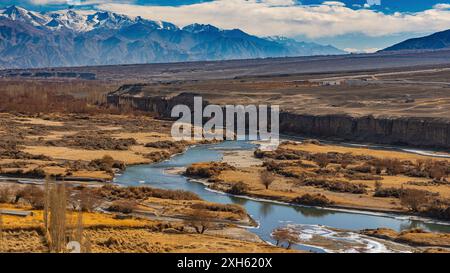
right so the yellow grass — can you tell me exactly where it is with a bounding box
[23,146,151,165]
[365,228,450,247]
[217,167,404,212]
[283,143,450,162]
[113,132,172,144]
[0,203,293,253]
[26,130,77,141]
[141,197,246,222]
[14,117,64,127]
[86,228,295,253]
[71,170,112,180]
[0,205,156,231]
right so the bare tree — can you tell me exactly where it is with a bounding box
[0,187,11,203]
[315,153,329,169]
[430,164,446,181]
[385,159,404,175]
[374,180,383,192]
[75,210,83,245]
[69,187,102,212]
[271,228,299,249]
[48,181,67,253]
[271,228,288,246]
[185,209,213,234]
[44,177,50,232]
[17,185,45,209]
[260,170,275,190]
[0,210,3,252]
[400,188,429,212]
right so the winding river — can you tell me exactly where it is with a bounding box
[114,141,450,252]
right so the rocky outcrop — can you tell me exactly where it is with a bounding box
[107,90,450,150]
[280,113,450,150]
[107,88,203,117]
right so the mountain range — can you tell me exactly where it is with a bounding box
[0,5,345,69]
[383,29,450,52]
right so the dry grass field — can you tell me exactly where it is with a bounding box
[186,141,450,216]
[0,200,291,253]
[0,112,190,181]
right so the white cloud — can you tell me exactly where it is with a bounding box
[434,3,450,10]
[366,0,381,6]
[94,0,450,39]
[344,47,380,53]
[29,0,68,4]
[322,1,346,7]
[29,0,133,5]
[260,0,297,6]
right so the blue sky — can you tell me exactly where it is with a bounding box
[3,1,450,52]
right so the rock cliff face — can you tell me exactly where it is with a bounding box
[107,88,202,117]
[279,113,450,150]
[107,92,450,150]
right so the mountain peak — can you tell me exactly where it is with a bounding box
[1,5,47,26]
[183,23,220,33]
[383,28,450,52]
[0,6,345,69]
[3,5,27,18]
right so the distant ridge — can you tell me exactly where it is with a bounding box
[383,29,450,52]
[0,5,345,69]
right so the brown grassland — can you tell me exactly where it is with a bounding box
[186,141,450,217]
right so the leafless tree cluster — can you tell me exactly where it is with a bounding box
[42,178,90,253]
[260,170,275,190]
[271,228,299,249]
[184,209,214,234]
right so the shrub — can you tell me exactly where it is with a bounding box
[345,173,382,181]
[227,182,249,195]
[95,185,200,201]
[89,155,126,174]
[260,170,275,190]
[190,203,246,216]
[17,185,45,209]
[184,209,214,234]
[349,164,373,174]
[107,200,137,214]
[271,228,299,249]
[374,187,405,198]
[292,193,334,206]
[421,204,450,221]
[145,141,186,153]
[400,189,432,212]
[70,188,102,212]
[374,180,383,191]
[385,159,404,175]
[185,162,235,178]
[314,153,329,168]
[0,187,12,203]
[302,178,367,194]
[55,133,137,150]
[429,165,447,181]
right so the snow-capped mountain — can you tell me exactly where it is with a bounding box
[0,5,176,32]
[0,5,345,69]
[0,5,48,26]
[266,36,345,56]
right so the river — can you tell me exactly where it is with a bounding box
[114,140,450,252]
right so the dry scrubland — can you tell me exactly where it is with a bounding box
[106,66,450,118]
[0,182,292,253]
[185,140,450,249]
[2,64,450,252]
[0,112,195,181]
[0,79,291,253]
[0,79,197,181]
[186,140,450,217]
